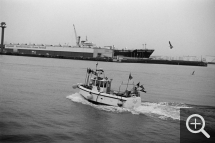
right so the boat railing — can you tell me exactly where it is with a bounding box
[82,84,93,90]
[118,82,134,92]
[116,82,140,97]
[113,89,140,97]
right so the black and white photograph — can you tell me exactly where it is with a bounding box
[1,0,215,142]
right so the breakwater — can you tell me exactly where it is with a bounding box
[0,52,207,67]
[120,58,207,67]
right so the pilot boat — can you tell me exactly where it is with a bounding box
[73,66,146,109]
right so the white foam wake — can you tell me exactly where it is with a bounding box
[135,102,179,120]
[66,93,191,120]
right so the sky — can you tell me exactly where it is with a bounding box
[1,0,215,57]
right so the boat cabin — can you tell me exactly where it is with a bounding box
[84,68,142,97]
[90,77,111,93]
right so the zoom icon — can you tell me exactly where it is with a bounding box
[186,114,210,138]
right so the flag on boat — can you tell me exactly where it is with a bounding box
[87,68,92,74]
[136,82,140,87]
[87,68,97,75]
[140,84,144,89]
[140,89,146,93]
[139,85,146,93]
[91,70,97,76]
[129,73,133,80]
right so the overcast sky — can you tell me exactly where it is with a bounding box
[1,0,215,57]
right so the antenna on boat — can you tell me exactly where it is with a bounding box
[85,68,88,84]
[119,81,123,92]
[96,62,98,71]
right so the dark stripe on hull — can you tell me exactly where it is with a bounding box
[81,94,111,106]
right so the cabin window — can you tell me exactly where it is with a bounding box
[99,81,103,87]
[103,82,107,88]
[96,80,99,86]
[92,80,107,88]
[95,80,105,88]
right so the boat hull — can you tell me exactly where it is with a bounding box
[78,85,141,109]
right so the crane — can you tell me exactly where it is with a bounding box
[73,24,80,47]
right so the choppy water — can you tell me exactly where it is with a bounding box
[0,55,215,142]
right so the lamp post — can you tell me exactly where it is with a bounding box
[0,22,6,53]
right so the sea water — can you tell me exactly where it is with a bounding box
[0,55,215,142]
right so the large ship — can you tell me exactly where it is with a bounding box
[114,49,154,59]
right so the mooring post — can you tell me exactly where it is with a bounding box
[0,22,6,53]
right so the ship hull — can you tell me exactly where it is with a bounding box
[4,45,95,58]
[77,84,141,109]
[114,49,154,58]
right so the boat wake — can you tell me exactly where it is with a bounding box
[135,102,191,120]
[66,93,191,120]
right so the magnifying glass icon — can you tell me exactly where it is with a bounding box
[186,114,210,138]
